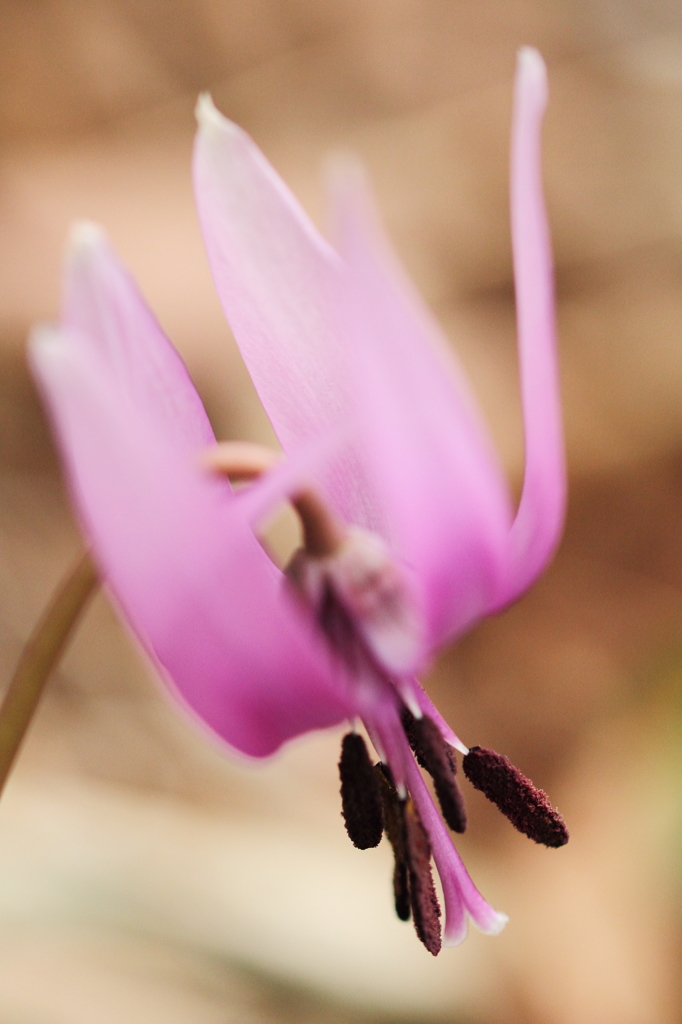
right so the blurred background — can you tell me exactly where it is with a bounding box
[0,0,682,1021]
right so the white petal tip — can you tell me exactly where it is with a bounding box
[517,46,545,76]
[476,911,509,936]
[66,221,107,263]
[27,324,64,371]
[325,150,366,187]
[195,92,242,142]
[442,925,468,948]
[516,47,548,103]
[443,910,508,946]
[195,92,220,127]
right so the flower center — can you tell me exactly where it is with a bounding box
[203,440,421,674]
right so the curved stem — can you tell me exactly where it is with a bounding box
[0,550,98,795]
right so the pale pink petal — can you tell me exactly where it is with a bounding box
[63,223,215,456]
[496,48,566,607]
[192,98,518,667]
[192,98,376,531]
[30,326,353,758]
[330,167,513,660]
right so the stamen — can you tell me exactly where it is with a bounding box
[375,763,442,954]
[338,733,384,849]
[402,709,467,833]
[375,763,410,921]
[462,746,569,848]
[393,859,411,923]
[404,800,442,956]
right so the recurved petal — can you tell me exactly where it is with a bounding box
[496,48,566,607]
[63,222,215,455]
[30,326,352,758]
[330,166,513,661]
[192,98,375,531]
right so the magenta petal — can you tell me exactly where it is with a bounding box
[63,223,216,456]
[330,167,513,659]
[496,49,566,607]
[30,321,352,758]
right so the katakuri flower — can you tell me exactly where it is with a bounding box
[29,47,567,955]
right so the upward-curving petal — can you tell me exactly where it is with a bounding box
[63,222,216,457]
[495,48,566,608]
[330,166,513,660]
[193,97,514,665]
[31,233,356,756]
[31,327,352,756]
[193,98,377,532]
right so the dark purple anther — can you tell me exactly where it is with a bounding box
[402,709,467,833]
[403,799,442,955]
[375,763,410,920]
[462,745,569,848]
[375,763,442,954]
[338,733,384,849]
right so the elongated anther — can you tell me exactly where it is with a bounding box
[404,799,442,956]
[339,733,384,849]
[375,763,410,920]
[463,745,569,848]
[402,709,467,833]
[375,763,442,953]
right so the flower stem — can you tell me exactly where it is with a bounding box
[0,550,98,795]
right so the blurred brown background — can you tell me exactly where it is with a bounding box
[1,1,682,1021]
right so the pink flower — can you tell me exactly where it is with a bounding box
[29,47,566,954]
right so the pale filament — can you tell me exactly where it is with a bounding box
[201,441,346,558]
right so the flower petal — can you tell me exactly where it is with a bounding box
[330,166,513,659]
[192,98,376,532]
[31,296,353,758]
[496,48,566,607]
[63,222,216,456]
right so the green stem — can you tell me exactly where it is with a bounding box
[0,550,98,796]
